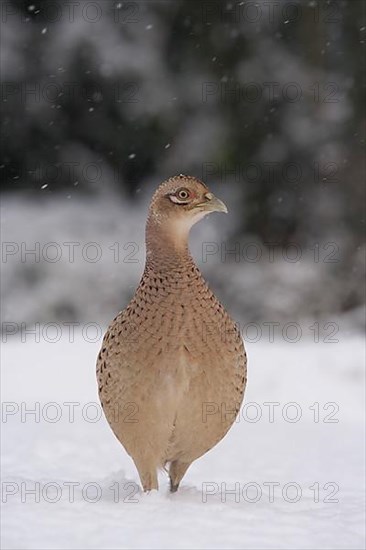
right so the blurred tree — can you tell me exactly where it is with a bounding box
[0,0,364,245]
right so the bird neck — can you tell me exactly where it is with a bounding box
[145,216,195,274]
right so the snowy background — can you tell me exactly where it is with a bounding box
[1,0,365,548]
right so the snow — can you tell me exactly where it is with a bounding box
[1,331,365,549]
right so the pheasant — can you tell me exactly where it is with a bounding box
[97,175,247,492]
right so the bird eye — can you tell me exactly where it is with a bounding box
[167,187,192,205]
[177,188,190,200]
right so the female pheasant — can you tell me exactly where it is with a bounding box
[97,175,247,492]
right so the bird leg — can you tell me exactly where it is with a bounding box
[169,460,191,492]
[133,458,159,492]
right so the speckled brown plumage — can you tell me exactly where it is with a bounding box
[97,175,247,492]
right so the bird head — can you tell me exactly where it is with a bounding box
[147,175,227,238]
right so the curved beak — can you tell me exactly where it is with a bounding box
[197,193,228,214]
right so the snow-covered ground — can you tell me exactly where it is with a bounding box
[1,330,365,549]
